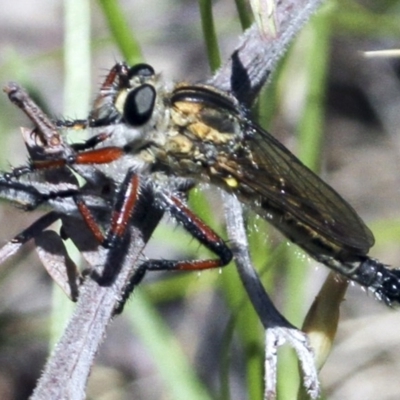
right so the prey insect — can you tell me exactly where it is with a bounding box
[2,62,400,307]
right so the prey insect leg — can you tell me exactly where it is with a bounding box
[0,211,61,265]
[0,177,79,211]
[4,83,62,149]
[4,80,126,176]
[11,211,61,244]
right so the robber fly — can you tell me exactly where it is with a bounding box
[3,62,400,305]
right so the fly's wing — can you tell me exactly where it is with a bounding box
[216,119,375,255]
[170,84,374,256]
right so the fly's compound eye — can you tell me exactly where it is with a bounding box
[128,63,155,80]
[123,84,156,126]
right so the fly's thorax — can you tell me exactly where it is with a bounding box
[163,134,194,155]
[170,95,242,143]
[150,90,244,179]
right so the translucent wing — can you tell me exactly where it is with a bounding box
[171,84,374,257]
[216,120,375,255]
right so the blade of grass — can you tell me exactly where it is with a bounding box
[97,0,143,64]
[234,0,253,30]
[126,289,212,400]
[199,0,221,73]
[333,2,400,37]
[50,0,91,346]
[63,0,91,118]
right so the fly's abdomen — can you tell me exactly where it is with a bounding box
[318,254,400,305]
[231,187,370,261]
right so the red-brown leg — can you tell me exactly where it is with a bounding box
[30,146,125,171]
[73,169,140,248]
[140,192,232,272]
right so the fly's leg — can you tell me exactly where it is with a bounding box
[116,191,233,312]
[72,169,232,312]
[72,169,141,287]
[147,192,233,271]
[28,145,125,171]
[5,138,126,184]
[73,170,140,250]
[127,193,233,281]
[70,133,113,152]
[56,62,131,130]
[75,170,232,279]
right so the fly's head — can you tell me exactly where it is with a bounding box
[77,63,176,184]
[88,63,172,150]
[90,63,155,125]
